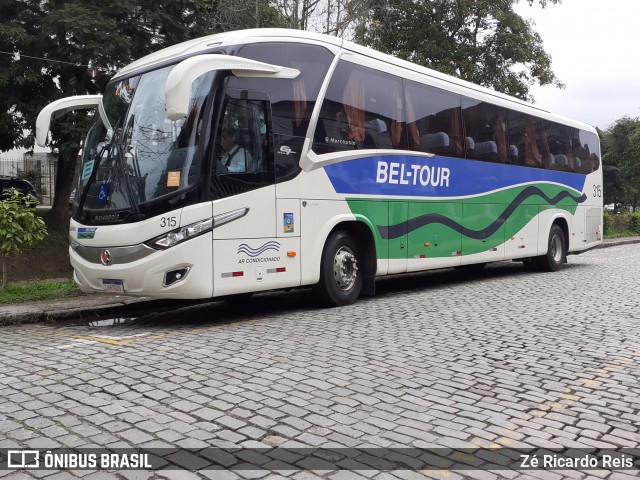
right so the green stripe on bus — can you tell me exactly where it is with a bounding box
[347,183,583,259]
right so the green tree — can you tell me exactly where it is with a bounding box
[35,0,217,229]
[603,165,625,207]
[1,0,241,230]
[211,0,284,31]
[0,0,48,152]
[355,0,564,101]
[625,127,640,211]
[602,116,640,211]
[0,191,47,288]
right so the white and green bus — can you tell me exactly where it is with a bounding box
[37,28,603,306]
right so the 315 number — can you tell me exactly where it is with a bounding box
[160,216,177,228]
[593,185,602,198]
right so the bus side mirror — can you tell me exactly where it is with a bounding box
[36,95,102,147]
[164,54,299,121]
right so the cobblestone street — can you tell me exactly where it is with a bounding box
[1,244,639,479]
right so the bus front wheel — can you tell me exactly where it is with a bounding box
[315,231,363,307]
[535,224,566,272]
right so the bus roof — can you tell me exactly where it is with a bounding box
[113,28,596,134]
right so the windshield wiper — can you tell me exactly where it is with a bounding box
[77,114,140,221]
[77,131,116,214]
[115,113,142,217]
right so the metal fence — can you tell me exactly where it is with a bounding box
[0,156,57,205]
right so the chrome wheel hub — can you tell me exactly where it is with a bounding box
[550,234,563,263]
[333,246,358,291]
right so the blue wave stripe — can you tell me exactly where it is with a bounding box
[237,241,281,257]
[237,242,280,252]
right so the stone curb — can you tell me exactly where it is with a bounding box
[596,237,640,249]
[0,296,201,327]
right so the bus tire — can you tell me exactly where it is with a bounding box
[535,224,566,272]
[314,230,362,307]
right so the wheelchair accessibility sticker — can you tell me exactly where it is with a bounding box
[98,183,110,205]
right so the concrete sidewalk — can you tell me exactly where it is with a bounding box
[588,236,640,249]
[1,236,639,325]
[0,293,169,325]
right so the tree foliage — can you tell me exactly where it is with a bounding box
[0,190,47,288]
[0,0,47,152]
[355,0,564,101]
[603,164,624,206]
[274,0,369,35]
[0,0,249,229]
[210,0,285,31]
[602,116,640,211]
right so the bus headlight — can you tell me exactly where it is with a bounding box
[147,218,213,250]
[146,208,248,250]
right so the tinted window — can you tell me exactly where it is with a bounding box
[313,60,405,154]
[507,111,547,168]
[234,43,333,182]
[542,126,600,174]
[404,80,463,158]
[211,89,275,199]
[462,99,510,163]
[545,123,579,171]
[575,130,600,173]
[234,43,333,137]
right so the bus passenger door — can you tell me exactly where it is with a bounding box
[211,89,286,296]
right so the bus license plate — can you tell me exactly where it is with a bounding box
[102,279,124,293]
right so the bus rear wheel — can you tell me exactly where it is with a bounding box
[314,230,362,307]
[535,224,566,272]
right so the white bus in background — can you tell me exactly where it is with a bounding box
[37,29,602,306]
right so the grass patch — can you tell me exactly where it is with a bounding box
[604,230,637,238]
[0,280,79,304]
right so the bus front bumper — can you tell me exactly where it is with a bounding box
[69,233,213,299]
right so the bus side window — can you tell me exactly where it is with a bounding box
[210,90,275,200]
[404,80,463,158]
[508,111,546,168]
[215,98,265,174]
[232,43,334,182]
[462,99,509,163]
[236,43,333,139]
[313,60,405,154]
[545,123,580,171]
[577,130,600,173]
[525,119,543,168]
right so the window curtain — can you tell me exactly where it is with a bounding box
[342,76,365,142]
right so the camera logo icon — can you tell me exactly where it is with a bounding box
[7,450,40,468]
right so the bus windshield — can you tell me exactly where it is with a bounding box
[74,65,214,224]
